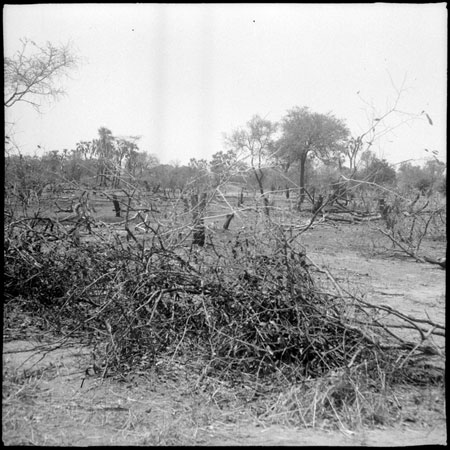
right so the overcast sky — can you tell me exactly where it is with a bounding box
[4,3,447,166]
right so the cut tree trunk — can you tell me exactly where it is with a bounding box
[223,213,235,230]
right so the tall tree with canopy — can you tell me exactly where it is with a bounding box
[278,106,350,209]
[225,115,278,216]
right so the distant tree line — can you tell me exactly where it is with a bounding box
[5,121,445,205]
[5,37,445,204]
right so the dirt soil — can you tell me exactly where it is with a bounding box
[3,220,446,446]
[304,222,445,341]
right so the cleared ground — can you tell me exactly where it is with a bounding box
[3,193,446,445]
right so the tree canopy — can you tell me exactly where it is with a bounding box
[278,106,350,207]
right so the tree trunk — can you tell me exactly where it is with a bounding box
[112,195,121,217]
[297,155,307,210]
[193,219,205,247]
[253,168,270,216]
[238,188,244,206]
[312,194,324,214]
[223,213,234,230]
[191,192,206,247]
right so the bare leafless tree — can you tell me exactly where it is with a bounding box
[4,38,79,110]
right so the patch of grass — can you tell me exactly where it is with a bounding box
[255,365,445,431]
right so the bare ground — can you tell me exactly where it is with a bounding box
[304,221,445,333]
[3,220,446,446]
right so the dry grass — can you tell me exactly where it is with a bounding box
[3,342,446,445]
[2,347,252,446]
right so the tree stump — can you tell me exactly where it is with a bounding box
[312,194,324,214]
[191,192,207,247]
[193,219,206,247]
[223,213,235,230]
[238,188,244,207]
[112,194,121,217]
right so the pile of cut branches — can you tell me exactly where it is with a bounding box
[4,212,444,386]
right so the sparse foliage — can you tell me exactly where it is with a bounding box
[209,149,247,185]
[225,115,278,215]
[4,38,79,109]
[397,159,446,196]
[359,156,397,186]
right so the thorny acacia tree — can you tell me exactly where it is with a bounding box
[225,115,278,215]
[4,38,79,110]
[278,107,350,208]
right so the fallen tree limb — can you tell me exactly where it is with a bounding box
[378,227,446,269]
[325,214,382,223]
[306,254,445,360]
[377,227,425,263]
[423,255,446,269]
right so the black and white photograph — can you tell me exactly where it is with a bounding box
[3,3,446,446]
